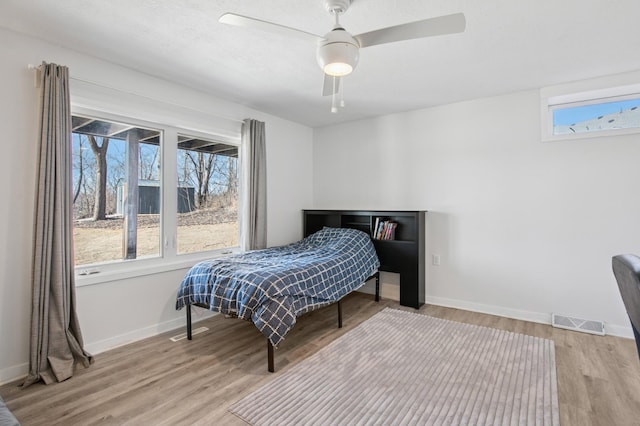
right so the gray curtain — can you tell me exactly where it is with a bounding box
[23,62,93,387]
[241,119,267,250]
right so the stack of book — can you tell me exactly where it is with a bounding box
[373,218,397,240]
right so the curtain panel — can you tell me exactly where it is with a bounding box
[240,119,267,251]
[24,62,93,387]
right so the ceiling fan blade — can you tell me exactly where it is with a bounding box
[322,74,341,96]
[355,12,466,48]
[219,13,322,41]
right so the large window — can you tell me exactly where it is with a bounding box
[71,113,240,274]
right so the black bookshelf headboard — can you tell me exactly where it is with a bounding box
[302,209,426,308]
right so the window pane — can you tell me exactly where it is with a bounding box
[72,115,162,266]
[553,97,640,135]
[176,135,239,254]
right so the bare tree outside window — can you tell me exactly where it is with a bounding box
[72,116,161,266]
[87,135,109,221]
[176,134,239,254]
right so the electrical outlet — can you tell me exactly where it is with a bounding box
[432,254,441,266]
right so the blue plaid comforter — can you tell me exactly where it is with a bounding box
[176,227,380,347]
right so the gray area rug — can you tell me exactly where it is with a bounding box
[229,308,559,425]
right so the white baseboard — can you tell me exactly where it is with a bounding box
[427,296,551,324]
[427,296,634,339]
[603,323,634,339]
[0,363,28,386]
[84,310,217,355]
[3,296,632,386]
[84,318,185,355]
[0,309,217,386]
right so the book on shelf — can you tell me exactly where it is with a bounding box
[373,219,397,240]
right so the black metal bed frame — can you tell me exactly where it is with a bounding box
[185,271,380,372]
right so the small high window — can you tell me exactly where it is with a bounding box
[541,74,640,141]
[551,96,640,136]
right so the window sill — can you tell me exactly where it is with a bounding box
[75,247,241,287]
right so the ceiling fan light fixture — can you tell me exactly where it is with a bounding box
[317,29,359,77]
[323,61,353,77]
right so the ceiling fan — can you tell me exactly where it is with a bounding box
[219,0,465,112]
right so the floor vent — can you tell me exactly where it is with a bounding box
[551,313,605,336]
[170,326,209,342]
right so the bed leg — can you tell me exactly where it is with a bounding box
[186,303,193,340]
[267,340,275,373]
[375,271,380,302]
[338,299,343,328]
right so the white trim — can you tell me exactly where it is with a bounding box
[70,79,242,139]
[0,311,218,385]
[75,246,240,286]
[2,296,632,385]
[71,106,241,147]
[0,363,27,386]
[605,323,635,339]
[70,76,244,124]
[83,311,217,356]
[427,295,634,339]
[428,296,551,324]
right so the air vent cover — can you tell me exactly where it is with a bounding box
[552,313,605,336]
[170,326,209,342]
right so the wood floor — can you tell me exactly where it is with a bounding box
[2,292,640,425]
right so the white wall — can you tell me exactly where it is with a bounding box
[313,89,640,337]
[0,28,313,384]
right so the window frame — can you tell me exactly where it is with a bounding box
[71,106,242,287]
[175,131,240,256]
[540,73,640,142]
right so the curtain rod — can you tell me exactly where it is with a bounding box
[27,64,245,124]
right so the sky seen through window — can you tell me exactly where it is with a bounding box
[553,98,640,126]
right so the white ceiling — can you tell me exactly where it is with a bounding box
[2,0,640,128]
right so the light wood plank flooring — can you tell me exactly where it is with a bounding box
[2,292,640,425]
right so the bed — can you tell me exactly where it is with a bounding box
[176,227,380,371]
[0,396,19,426]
